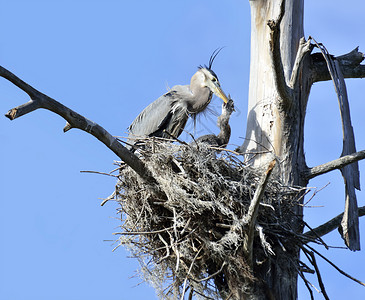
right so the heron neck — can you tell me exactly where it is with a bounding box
[217,117,231,146]
[189,83,212,113]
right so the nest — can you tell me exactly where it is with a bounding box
[114,139,305,299]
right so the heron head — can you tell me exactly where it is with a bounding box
[197,67,229,104]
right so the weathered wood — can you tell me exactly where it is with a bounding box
[309,40,361,250]
[335,59,361,251]
[0,65,156,184]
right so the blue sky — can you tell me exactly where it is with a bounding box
[0,1,364,299]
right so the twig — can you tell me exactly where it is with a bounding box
[0,65,156,184]
[188,288,194,300]
[180,247,203,300]
[302,247,330,300]
[299,260,315,274]
[195,262,227,283]
[305,244,365,287]
[298,270,315,300]
[225,291,233,300]
[302,183,330,207]
[303,205,365,241]
[302,220,329,249]
[243,159,276,265]
[113,226,173,235]
[158,234,170,263]
[180,218,191,235]
[80,170,118,177]
[208,146,242,156]
[100,191,116,206]
[163,129,188,145]
[303,150,365,180]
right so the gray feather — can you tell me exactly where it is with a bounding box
[127,85,190,148]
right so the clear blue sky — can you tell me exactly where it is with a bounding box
[0,1,364,299]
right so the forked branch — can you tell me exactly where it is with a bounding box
[0,65,155,183]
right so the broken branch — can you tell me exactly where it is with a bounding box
[243,159,276,266]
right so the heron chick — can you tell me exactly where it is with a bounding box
[196,97,235,147]
[127,50,229,151]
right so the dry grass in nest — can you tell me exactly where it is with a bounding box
[113,139,305,299]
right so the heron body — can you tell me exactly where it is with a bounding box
[128,84,207,141]
[127,51,229,151]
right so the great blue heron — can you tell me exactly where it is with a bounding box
[196,98,235,147]
[127,50,229,150]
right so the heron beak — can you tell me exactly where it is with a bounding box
[212,83,229,104]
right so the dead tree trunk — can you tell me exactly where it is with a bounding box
[234,0,363,298]
[234,1,309,298]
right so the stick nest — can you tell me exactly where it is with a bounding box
[114,139,304,299]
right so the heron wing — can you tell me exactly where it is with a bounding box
[128,86,189,140]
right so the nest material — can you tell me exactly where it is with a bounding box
[115,139,305,299]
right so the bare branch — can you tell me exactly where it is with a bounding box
[0,65,156,183]
[312,47,365,82]
[303,150,365,180]
[301,248,330,300]
[303,206,365,241]
[298,270,315,300]
[243,159,276,266]
[267,0,293,108]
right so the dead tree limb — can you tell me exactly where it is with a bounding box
[0,65,156,183]
[303,150,365,180]
[334,58,361,250]
[309,39,361,250]
[303,206,365,241]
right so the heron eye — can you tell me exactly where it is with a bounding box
[212,77,217,82]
